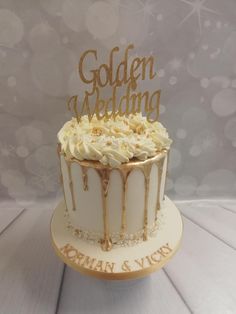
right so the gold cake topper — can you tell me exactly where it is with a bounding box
[67,44,160,123]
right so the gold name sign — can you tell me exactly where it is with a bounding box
[60,243,172,273]
[67,44,160,123]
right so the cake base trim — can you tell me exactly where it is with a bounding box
[65,213,163,248]
[50,196,183,280]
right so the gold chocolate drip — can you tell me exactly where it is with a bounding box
[155,157,165,221]
[58,144,169,249]
[162,149,170,201]
[96,169,112,251]
[67,161,76,211]
[119,169,132,239]
[81,166,89,191]
[141,164,152,241]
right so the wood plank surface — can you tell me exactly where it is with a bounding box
[165,216,236,314]
[177,201,236,249]
[0,206,64,314]
[176,200,236,214]
[0,201,24,234]
[57,268,191,314]
[1,200,236,314]
[218,201,236,214]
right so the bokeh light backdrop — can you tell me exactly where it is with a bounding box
[0,0,236,206]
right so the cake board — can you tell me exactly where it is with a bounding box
[51,196,183,280]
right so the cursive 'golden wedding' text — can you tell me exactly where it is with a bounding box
[67,44,161,123]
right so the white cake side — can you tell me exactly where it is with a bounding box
[60,151,168,247]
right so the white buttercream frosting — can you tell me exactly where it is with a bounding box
[58,113,172,167]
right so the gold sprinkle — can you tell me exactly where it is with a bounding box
[114,127,121,133]
[135,124,145,134]
[92,127,103,136]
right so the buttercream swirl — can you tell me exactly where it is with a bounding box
[58,113,172,167]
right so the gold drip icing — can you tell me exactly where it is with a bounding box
[68,151,166,170]
[119,169,132,240]
[155,157,165,221]
[162,149,170,201]
[57,143,169,250]
[81,166,89,191]
[141,164,152,241]
[67,161,76,211]
[96,168,112,251]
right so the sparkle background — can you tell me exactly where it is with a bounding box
[0,0,235,206]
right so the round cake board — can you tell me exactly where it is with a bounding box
[51,196,183,280]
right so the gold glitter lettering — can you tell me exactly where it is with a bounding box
[121,260,132,272]
[67,44,160,123]
[135,257,145,269]
[94,260,104,272]
[104,262,115,273]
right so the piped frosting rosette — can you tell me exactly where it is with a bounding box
[58,113,172,167]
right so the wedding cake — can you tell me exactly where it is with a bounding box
[57,113,172,251]
[51,44,182,279]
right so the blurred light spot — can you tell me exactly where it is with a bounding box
[189,145,201,157]
[86,1,119,39]
[169,148,181,170]
[169,76,177,85]
[0,9,24,47]
[158,69,165,77]
[200,77,209,88]
[212,89,236,116]
[16,146,29,158]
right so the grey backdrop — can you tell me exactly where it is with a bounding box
[0,0,236,207]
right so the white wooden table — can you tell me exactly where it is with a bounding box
[0,199,236,314]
